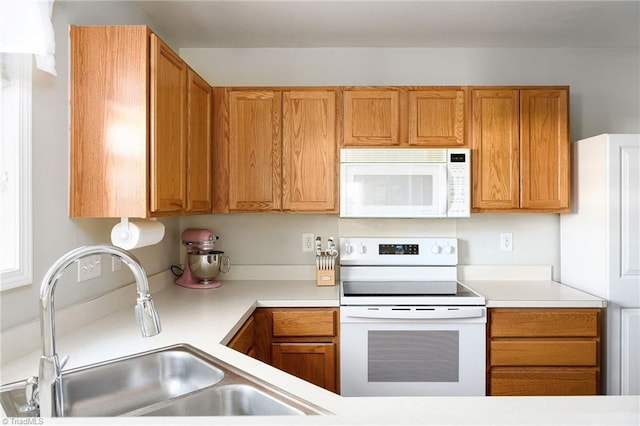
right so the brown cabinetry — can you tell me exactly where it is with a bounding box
[227,308,339,393]
[150,35,187,214]
[227,90,282,211]
[70,25,212,218]
[343,89,400,146]
[343,87,467,147]
[185,69,213,213]
[213,88,338,213]
[487,308,602,396]
[471,87,569,212]
[227,316,256,357]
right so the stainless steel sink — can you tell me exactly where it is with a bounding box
[0,344,327,417]
[61,346,225,416]
[140,384,307,416]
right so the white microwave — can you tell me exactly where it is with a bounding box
[340,148,470,218]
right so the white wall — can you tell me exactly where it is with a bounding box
[0,2,181,332]
[179,46,639,280]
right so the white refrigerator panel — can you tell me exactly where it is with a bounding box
[561,134,640,395]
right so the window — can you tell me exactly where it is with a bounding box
[0,53,32,290]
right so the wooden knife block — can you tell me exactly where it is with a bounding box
[316,268,335,286]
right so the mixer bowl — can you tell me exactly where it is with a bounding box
[188,251,230,283]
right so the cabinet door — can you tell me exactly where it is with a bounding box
[520,89,570,210]
[282,90,337,212]
[408,89,466,146]
[471,89,520,210]
[228,315,255,355]
[186,68,212,213]
[344,90,400,146]
[150,34,187,214]
[272,343,337,393]
[228,90,282,211]
[70,26,149,218]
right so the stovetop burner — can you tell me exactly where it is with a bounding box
[339,237,485,307]
[342,280,458,296]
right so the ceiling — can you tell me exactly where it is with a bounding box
[133,0,640,49]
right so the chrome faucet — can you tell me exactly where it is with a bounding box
[36,245,162,417]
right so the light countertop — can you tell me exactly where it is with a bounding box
[462,280,607,308]
[1,276,634,425]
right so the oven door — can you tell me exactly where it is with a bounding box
[340,162,448,218]
[340,306,486,397]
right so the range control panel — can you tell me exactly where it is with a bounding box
[340,237,458,266]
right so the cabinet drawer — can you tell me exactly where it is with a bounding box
[272,309,337,337]
[489,368,599,396]
[490,309,600,338]
[490,339,598,366]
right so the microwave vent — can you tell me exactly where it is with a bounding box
[340,148,447,163]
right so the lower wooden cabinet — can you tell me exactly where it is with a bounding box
[227,315,255,357]
[487,308,602,396]
[227,307,339,394]
[272,343,336,392]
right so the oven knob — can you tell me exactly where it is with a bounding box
[358,244,367,254]
[445,245,455,254]
[345,244,354,255]
[431,244,441,254]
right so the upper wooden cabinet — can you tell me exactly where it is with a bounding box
[213,87,339,213]
[227,90,282,212]
[150,35,187,214]
[186,69,213,213]
[408,89,466,147]
[343,87,467,147]
[282,90,337,211]
[471,87,569,213]
[343,89,400,146]
[70,26,212,218]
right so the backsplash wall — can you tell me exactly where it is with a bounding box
[182,214,560,280]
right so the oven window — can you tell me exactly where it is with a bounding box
[368,330,459,382]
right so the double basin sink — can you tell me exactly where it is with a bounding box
[1,344,327,417]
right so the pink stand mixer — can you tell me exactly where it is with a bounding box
[175,228,230,289]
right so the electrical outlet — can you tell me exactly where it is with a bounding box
[112,257,122,272]
[500,233,513,252]
[302,233,315,252]
[78,255,102,282]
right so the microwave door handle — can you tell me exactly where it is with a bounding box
[440,166,448,216]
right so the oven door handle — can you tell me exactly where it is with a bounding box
[343,307,485,320]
